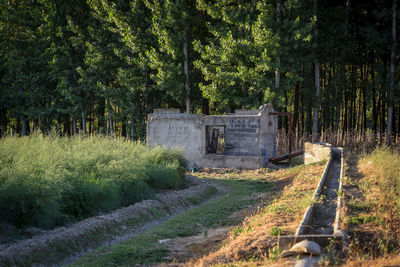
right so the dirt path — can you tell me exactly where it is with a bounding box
[0,176,228,266]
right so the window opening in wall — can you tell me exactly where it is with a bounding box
[206,125,225,154]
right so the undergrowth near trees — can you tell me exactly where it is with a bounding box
[0,134,186,229]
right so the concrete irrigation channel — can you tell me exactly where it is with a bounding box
[278,144,347,266]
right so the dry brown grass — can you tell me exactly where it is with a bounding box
[183,162,326,266]
[343,149,400,266]
[276,129,400,156]
[343,254,400,267]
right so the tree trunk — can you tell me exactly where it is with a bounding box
[379,93,385,143]
[107,99,114,135]
[350,64,356,130]
[306,101,312,135]
[130,115,135,142]
[283,91,288,133]
[97,97,106,134]
[0,109,7,137]
[63,116,70,136]
[342,93,348,142]
[21,116,27,136]
[293,81,300,133]
[81,112,86,136]
[387,0,397,146]
[202,98,209,115]
[334,67,341,133]
[121,121,126,138]
[371,60,377,134]
[397,103,400,144]
[183,30,191,113]
[312,0,320,142]
[340,0,350,144]
[72,117,77,136]
[89,104,93,135]
[393,102,397,138]
[275,0,281,91]
[362,65,367,134]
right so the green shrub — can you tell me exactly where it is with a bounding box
[0,135,187,229]
[147,147,187,180]
[145,164,180,189]
[116,178,154,206]
[60,176,120,219]
[0,175,64,228]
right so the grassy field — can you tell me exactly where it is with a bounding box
[0,134,186,229]
[70,162,326,266]
[343,148,400,266]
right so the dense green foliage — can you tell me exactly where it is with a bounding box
[0,135,186,228]
[0,0,399,144]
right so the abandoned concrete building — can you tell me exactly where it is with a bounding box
[147,104,278,169]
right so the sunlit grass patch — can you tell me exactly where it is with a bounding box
[0,134,186,229]
[70,172,273,266]
[358,148,400,237]
[192,162,326,266]
[343,148,400,266]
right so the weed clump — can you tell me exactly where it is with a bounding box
[0,135,187,229]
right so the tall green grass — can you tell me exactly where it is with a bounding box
[0,134,187,229]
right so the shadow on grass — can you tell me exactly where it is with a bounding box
[69,170,295,267]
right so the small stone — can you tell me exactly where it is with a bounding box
[290,240,321,256]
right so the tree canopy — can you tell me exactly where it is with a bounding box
[0,0,399,146]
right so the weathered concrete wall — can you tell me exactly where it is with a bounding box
[147,104,278,169]
[147,110,205,165]
[259,104,278,166]
[206,116,261,157]
[203,155,262,169]
[303,142,332,164]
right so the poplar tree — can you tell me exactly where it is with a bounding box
[194,0,260,112]
[145,0,202,113]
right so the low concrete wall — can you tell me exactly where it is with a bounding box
[202,155,262,169]
[295,158,332,236]
[303,142,332,165]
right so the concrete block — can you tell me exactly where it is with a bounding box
[303,142,332,165]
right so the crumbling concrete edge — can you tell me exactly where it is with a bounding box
[295,158,332,236]
[333,148,348,246]
[278,234,341,251]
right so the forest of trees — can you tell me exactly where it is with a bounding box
[0,0,398,146]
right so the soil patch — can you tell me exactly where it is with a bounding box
[159,197,270,264]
